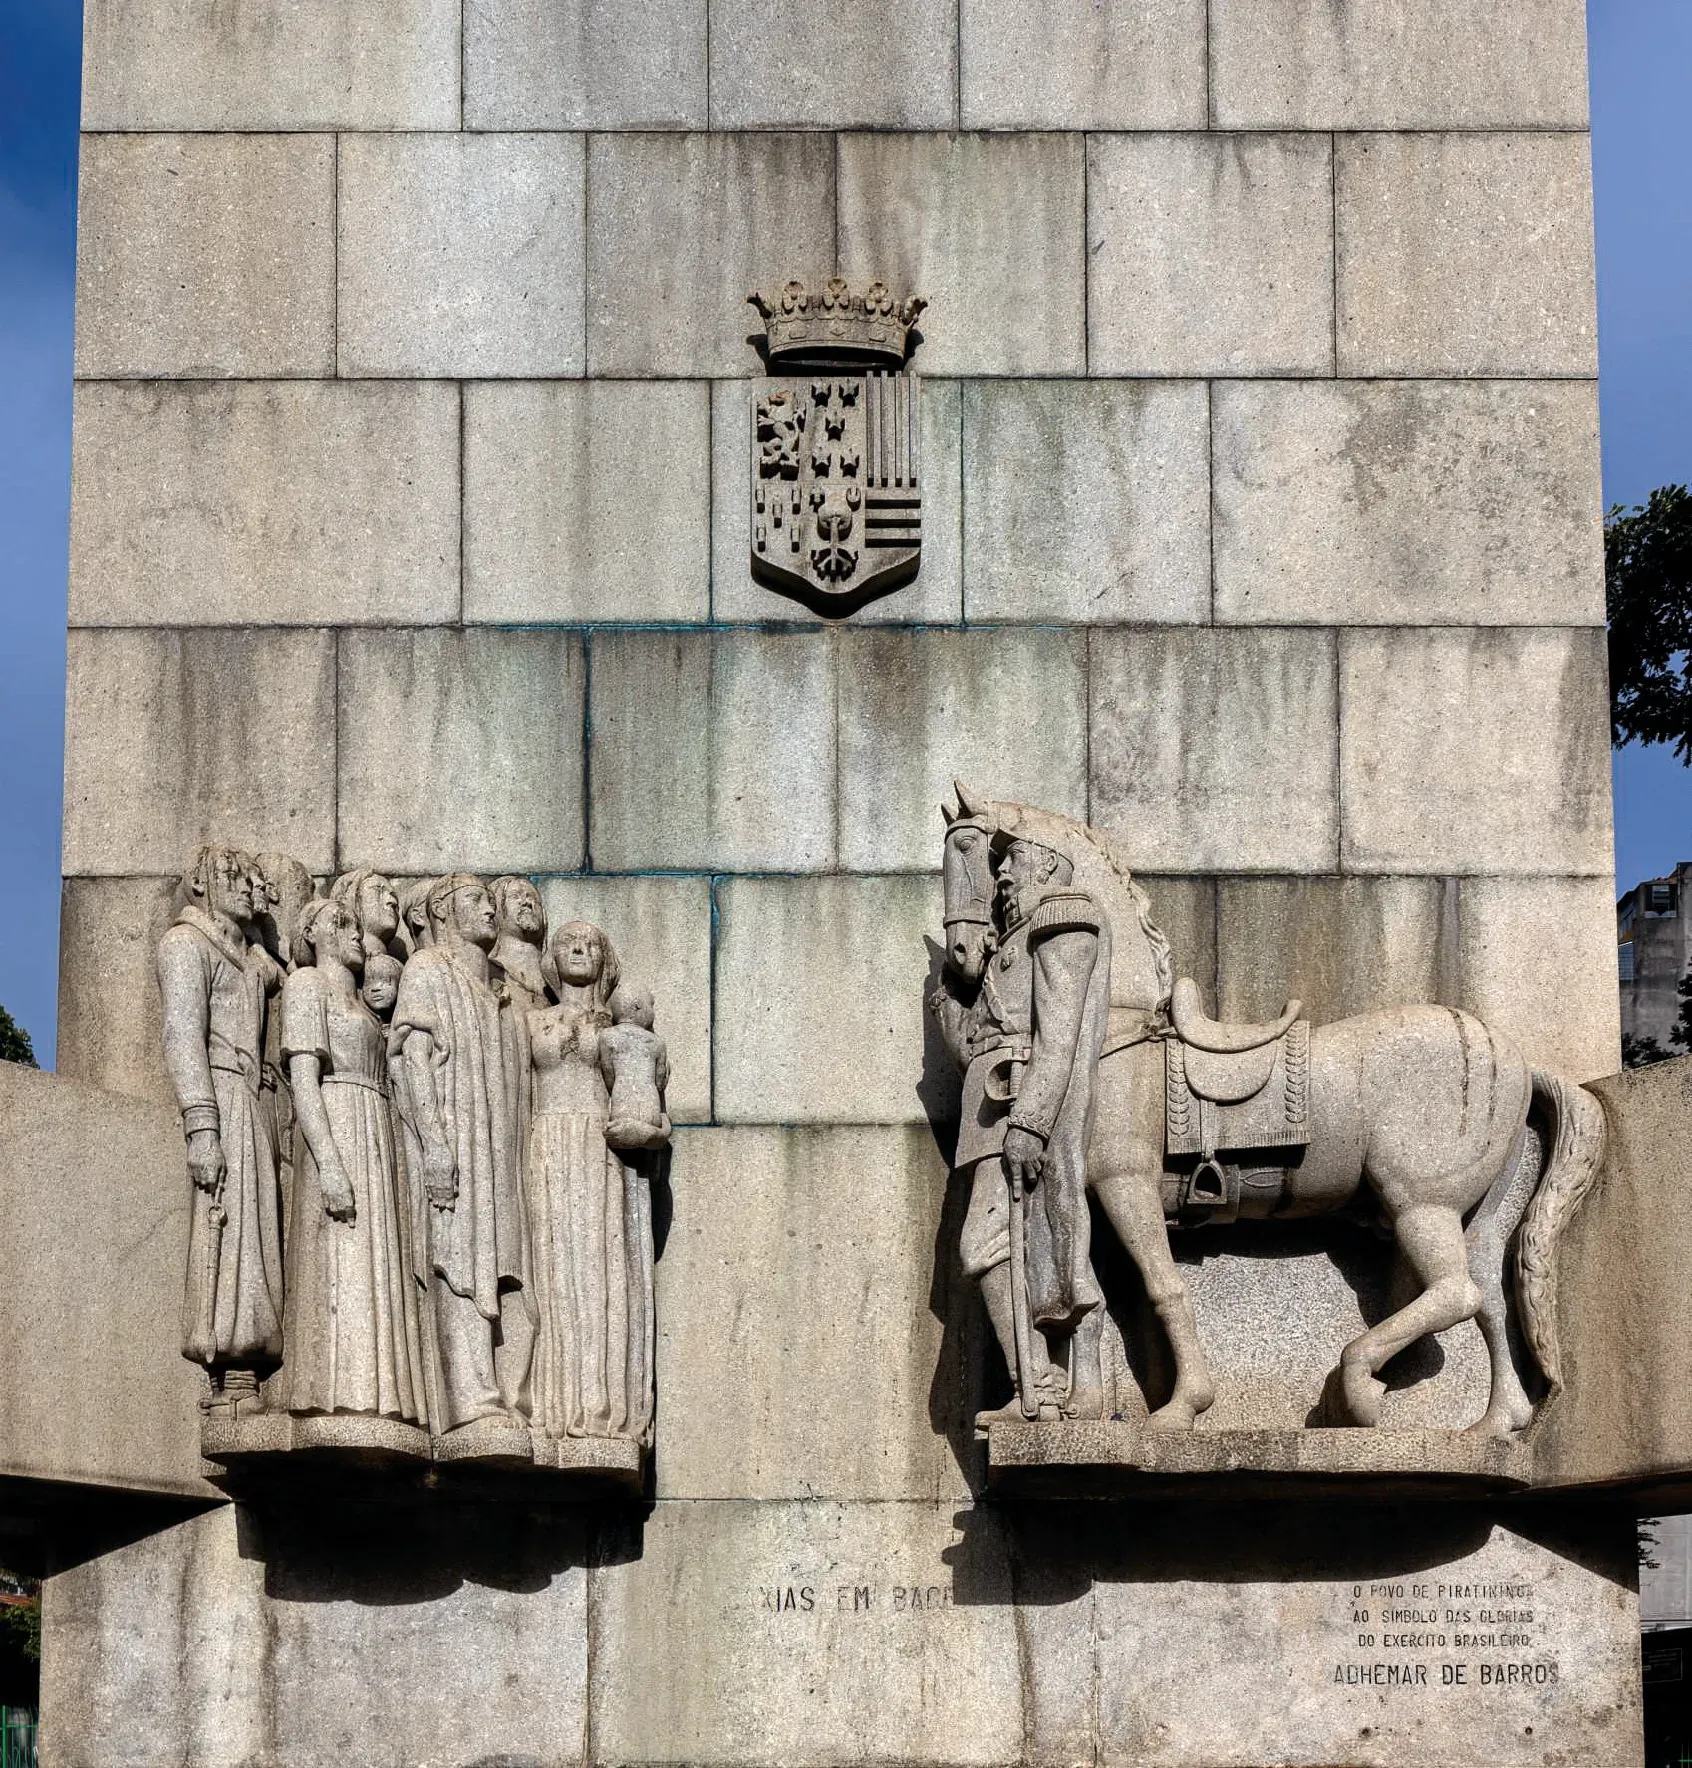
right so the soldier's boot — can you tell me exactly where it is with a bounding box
[973,1383,1064,1437]
[974,1347,1065,1436]
[974,1265,1064,1435]
[201,1368,266,1420]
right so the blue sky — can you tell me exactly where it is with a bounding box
[0,2,1688,1064]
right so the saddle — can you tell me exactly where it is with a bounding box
[1165,978,1310,1215]
[1170,977,1300,1056]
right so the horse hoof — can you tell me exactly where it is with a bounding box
[1147,1400,1198,1431]
[1461,1409,1525,1442]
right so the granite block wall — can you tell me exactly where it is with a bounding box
[50,3,1631,1763]
[62,0,1615,1107]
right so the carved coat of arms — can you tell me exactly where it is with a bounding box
[747,278,926,618]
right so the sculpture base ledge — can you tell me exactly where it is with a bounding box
[202,1412,430,1468]
[984,1420,1534,1500]
[201,1413,647,1495]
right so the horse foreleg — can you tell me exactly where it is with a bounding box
[1065,1301,1107,1421]
[1340,1204,1481,1426]
[1092,1170,1216,1429]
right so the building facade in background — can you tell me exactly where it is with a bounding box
[1620,865,1692,1051]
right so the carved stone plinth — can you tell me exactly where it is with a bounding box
[530,1434,645,1485]
[985,1420,1535,1500]
[202,1413,646,1493]
[202,1412,431,1468]
[428,1416,537,1469]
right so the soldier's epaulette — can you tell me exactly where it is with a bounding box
[1026,891,1102,940]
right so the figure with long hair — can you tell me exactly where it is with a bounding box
[281,896,426,1423]
[156,845,285,1417]
[525,921,663,1443]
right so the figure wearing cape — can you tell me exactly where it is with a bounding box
[954,885,1109,1333]
[157,901,285,1376]
[390,936,534,1429]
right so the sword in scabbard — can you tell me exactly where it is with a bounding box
[1007,1166,1038,1421]
[187,1189,226,1366]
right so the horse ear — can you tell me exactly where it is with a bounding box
[940,800,957,826]
[954,778,985,817]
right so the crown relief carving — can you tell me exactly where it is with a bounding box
[747,277,927,371]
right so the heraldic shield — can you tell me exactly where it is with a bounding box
[748,279,926,619]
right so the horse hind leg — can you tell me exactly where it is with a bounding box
[1340,1203,1482,1427]
[1463,1123,1542,1439]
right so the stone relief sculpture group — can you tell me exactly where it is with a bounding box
[156,786,1610,1487]
[158,847,668,1475]
[929,785,1607,1445]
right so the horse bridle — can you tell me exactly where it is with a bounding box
[941,816,999,951]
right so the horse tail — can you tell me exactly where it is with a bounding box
[1514,1070,1607,1392]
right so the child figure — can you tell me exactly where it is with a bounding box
[362,952,402,1022]
[600,983,671,1151]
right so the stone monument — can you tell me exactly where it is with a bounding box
[2,1,1674,1765]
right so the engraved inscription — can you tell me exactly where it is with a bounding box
[1329,1577,1559,1690]
[754,1578,954,1618]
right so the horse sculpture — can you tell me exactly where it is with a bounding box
[931,784,1606,1439]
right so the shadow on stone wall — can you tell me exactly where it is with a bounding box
[239,1495,629,1606]
[919,936,992,1496]
[939,1499,1635,1607]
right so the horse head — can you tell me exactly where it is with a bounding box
[941,780,997,985]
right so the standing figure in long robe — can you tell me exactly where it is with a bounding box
[157,845,285,1417]
[280,896,427,1423]
[489,875,549,1234]
[525,922,663,1445]
[251,852,318,1256]
[390,873,534,1434]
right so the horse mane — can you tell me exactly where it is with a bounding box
[982,796,1174,1011]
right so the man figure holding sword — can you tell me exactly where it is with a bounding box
[157,844,286,1418]
[949,831,1111,1436]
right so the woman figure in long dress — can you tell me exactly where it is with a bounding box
[526,921,658,1443]
[280,897,426,1423]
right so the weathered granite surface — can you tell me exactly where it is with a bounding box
[0,1064,207,1498]
[42,1498,1640,1768]
[1533,1057,1692,1504]
[38,0,1639,1763]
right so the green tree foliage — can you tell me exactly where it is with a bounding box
[1623,1032,1668,1069]
[1608,484,1692,756]
[0,1595,38,1666]
[0,1571,38,1666]
[0,1006,35,1068]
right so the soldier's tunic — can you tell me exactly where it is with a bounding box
[156,905,285,1370]
[956,888,1111,1331]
